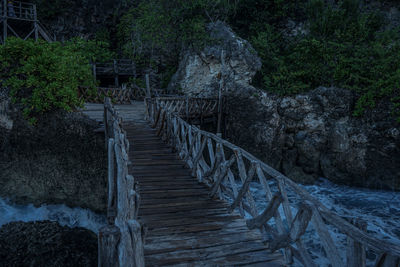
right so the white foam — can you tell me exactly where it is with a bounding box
[229,178,400,266]
[0,198,106,234]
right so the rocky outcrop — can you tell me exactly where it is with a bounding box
[226,87,400,190]
[168,21,261,97]
[0,94,107,212]
[169,22,400,190]
[36,0,126,41]
[0,221,97,266]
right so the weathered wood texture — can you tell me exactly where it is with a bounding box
[145,97,400,267]
[79,86,168,104]
[94,59,136,76]
[145,97,220,121]
[124,119,284,266]
[98,98,145,267]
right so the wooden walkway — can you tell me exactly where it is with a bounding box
[82,102,283,266]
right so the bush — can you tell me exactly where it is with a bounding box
[242,0,400,119]
[0,38,99,124]
[118,0,235,85]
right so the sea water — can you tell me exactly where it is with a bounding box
[247,178,400,266]
[0,198,106,234]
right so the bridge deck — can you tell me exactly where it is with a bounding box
[83,102,283,266]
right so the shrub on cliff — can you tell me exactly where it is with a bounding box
[238,0,400,119]
[118,0,235,86]
[0,38,104,124]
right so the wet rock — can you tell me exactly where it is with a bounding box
[0,221,97,267]
[0,96,107,212]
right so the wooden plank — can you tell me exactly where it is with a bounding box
[144,240,269,266]
[99,101,284,266]
[144,230,262,254]
[173,250,283,267]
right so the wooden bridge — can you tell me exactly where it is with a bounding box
[82,96,400,267]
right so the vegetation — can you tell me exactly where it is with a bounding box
[116,0,400,118]
[118,0,235,86]
[233,0,400,118]
[0,38,111,124]
[3,0,400,120]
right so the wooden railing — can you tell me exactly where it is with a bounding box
[145,97,400,267]
[98,98,144,267]
[79,86,168,104]
[1,0,36,21]
[145,97,219,122]
[93,60,136,76]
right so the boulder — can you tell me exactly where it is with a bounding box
[168,21,261,97]
[168,22,400,190]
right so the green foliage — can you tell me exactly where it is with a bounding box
[33,0,69,20]
[118,0,236,86]
[230,0,305,38]
[0,38,98,123]
[239,0,400,118]
[65,38,116,63]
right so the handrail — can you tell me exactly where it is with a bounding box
[1,1,36,20]
[145,97,400,267]
[98,97,145,267]
[79,86,169,104]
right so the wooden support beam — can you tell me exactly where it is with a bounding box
[127,220,145,267]
[209,154,235,197]
[269,203,312,252]
[228,162,256,213]
[346,218,367,267]
[145,74,151,98]
[311,206,344,267]
[107,138,117,223]
[246,193,283,229]
[374,253,400,267]
[98,225,120,267]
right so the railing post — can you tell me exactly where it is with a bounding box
[107,138,117,223]
[2,0,7,43]
[93,62,97,82]
[145,74,151,98]
[346,218,367,267]
[114,59,119,88]
[98,225,120,267]
[33,4,38,41]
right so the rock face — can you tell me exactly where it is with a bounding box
[36,0,126,40]
[0,94,107,212]
[0,221,97,266]
[168,21,262,97]
[226,87,400,190]
[169,22,400,190]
